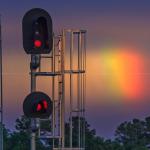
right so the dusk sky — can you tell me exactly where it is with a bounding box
[1,0,150,138]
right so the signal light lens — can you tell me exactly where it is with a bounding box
[43,100,48,109]
[37,103,42,111]
[36,100,48,112]
[34,40,42,48]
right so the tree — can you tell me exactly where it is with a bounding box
[3,115,49,150]
[8,115,150,150]
[15,115,30,132]
[3,125,11,150]
[14,116,112,150]
[115,118,148,150]
[7,131,30,150]
[65,116,123,150]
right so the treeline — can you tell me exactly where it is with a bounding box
[3,116,150,150]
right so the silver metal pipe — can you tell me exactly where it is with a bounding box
[0,15,3,150]
[31,132,36,150]
[80,33,83,148]
[30,55,36,150]
[83,32,87,148]
[58,36,62,147]
[61,29,66,147]
[52,34,56,148]
[78,32,82,148]
[69,31,73,148]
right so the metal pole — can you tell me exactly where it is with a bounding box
[52,35,55,148]
[58,36,62,147]
[61,30,65,147]
[83,32,87,149]
[81,32,86,149]
[69,32,73,148]
[77,32,82,148]
[31,132,36,150]
[30,55,36,150]
[80,32,83,148]
[0,15,3,150]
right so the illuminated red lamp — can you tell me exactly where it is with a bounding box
[43,100,48,109]
[34,40,42,48]
[36,104,42,111]
[36,100,48,112]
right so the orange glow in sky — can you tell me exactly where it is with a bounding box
[99,46,145,102]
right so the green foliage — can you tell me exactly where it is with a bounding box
[4,116,49,150]
[8,131,30,150]
[3,125,11,150]
[115,118,149,150]
[4,115,150,150]
[15,115,30,132]
[65,117,123,150]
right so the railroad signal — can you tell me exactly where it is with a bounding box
[23,91,53,118]
[22,8,53,54]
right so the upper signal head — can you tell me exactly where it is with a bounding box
[22,8,53,54]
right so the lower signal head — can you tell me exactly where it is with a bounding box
[23,91,53,118]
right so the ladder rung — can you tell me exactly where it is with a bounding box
[32,72,61,76]
[64,70,85,74]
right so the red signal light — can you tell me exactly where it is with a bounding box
[37,103,42,111]
[43,100,48,109]
[34,40,42,48]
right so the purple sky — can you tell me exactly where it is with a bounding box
[1,0,150,138]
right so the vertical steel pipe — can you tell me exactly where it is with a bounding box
[0,15,3,150]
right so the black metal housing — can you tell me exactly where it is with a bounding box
[22,8,53,54]
[23,91,53,118]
